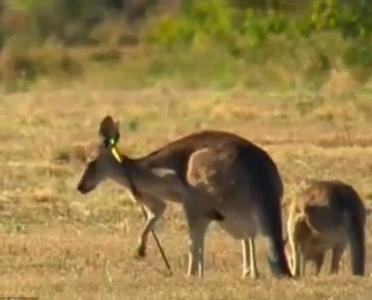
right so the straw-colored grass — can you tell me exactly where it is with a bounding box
[1,86,372,299]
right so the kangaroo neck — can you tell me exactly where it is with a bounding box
[120,158,140,198]
[110,156,182,201]
[109,154,140,196]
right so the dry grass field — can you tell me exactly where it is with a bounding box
[1,86,372,299]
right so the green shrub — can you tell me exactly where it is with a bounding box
[1,0,372,92]
[0,39,82,91]
[185,0,235,43]
[309,0,372,38]
[342,40,372,83]
[145,16,194,49]
[145,0,236,50]
[2,0,113,45]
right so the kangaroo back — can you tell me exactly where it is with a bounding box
[338,184,366,276]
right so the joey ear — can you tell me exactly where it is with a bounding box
[99,115,120,144]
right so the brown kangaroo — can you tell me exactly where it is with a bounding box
[286,180,366,276]
[76,115,291,278]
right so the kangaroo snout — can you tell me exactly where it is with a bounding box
[77,182,89,194]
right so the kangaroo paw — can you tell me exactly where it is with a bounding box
[135,245,146,259]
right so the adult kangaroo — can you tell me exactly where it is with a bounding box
[286,180,366,276]
[76,115,291,278]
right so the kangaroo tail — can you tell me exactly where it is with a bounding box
[259,195,292,277]
[339,185,366,276]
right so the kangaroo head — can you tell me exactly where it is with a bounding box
[77,115,123,194]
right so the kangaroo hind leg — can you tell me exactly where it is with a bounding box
[242,238,259,279]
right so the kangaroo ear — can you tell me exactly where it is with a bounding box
[99,115,120,145]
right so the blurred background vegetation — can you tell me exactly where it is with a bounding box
[1,0,372,92]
